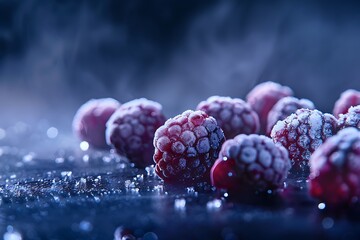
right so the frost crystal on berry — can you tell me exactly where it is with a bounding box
[271,109,337,177]
[197,96,260,139]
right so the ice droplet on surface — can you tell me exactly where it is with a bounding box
[174,198,186,211]
[318,203,326,210]
[80,141,89,151]
[206,199,222,211]
[46,127,58,139]
[3,226,22,240]
[79,220,93,232]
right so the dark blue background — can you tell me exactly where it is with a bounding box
[0,0,360,128]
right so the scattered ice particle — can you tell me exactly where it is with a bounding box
[174,198,186,211]
[322,217,334,229]
[142,232,158,240]
[102,156,112,163]
[0,128,6,140]
[145,165,156,176]
[224,192,229,198]
[10,174,16,179]
[80,141,89,151]
[61,171,72,178]
[318,203,326,210]
[46,127,58,139]
[125,180,135,188]
[53,196,60,203]
[3,226,22,240]
[22,153,35,163]
[79,220,93,232]
[206,199,222,211]
[186,187,195,194]
[94,196,100,203]
[153,185,164,194]
[55,157,65,164]
[136,174,144,181]
[82,155,90,163]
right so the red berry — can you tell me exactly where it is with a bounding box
[271,109,337,176]
[72,98,120,149]
[246,81,293,134]
[338,105,360,130]
[153,110,225,185]
[211,134,290,192]
[267,97,315,135]
[196,96,260,139]
[106,98,166,167]
[333,89,360,118]
[309,128,360,206]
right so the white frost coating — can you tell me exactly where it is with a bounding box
[273,158,285,173]
[309,111,323,139]
[241,147,257,163]
[330,152,345,167]
[271,120,286,136]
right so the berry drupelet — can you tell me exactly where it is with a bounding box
[106,98,166,167]
[153,110,225,185]
[197,96,260,139]
[72,98,120,149]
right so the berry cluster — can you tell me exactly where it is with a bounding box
[72,83,360,205]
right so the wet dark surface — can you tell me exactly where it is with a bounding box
[0,123,360,240]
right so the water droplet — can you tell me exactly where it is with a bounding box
[23,153,35,163]
[80,141,89,151]
[46,127,58,139]
[82,155,90,163]
[55,157,65,164]
[3,226,22,240]
[79,220,93,232]
[318,202,326,210]
[174,198,186,211]
[206,199,222,211]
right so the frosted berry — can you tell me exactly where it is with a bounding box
[196,96,260,139]
[309,128,360,206]
[72,98,120,149]
[246,81,293,134]
[266,97,315,135]
[106,98,166,167]
[211,134,290,193]
[333,89,360,117]
[271,109,337,176]
[153,110,225,185]
[338,105,360,130]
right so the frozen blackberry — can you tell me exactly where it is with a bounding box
[271,109,337,176]
[106,98,166,167]
[196,96,260,139]
[309,128,360,206]
[338,105,360,130]
[211,134,290,193]
[266,97,315,135]
[72,98,120,149]
[246,81,293,134]
[153,110,225,185]
[333,89,360,117]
